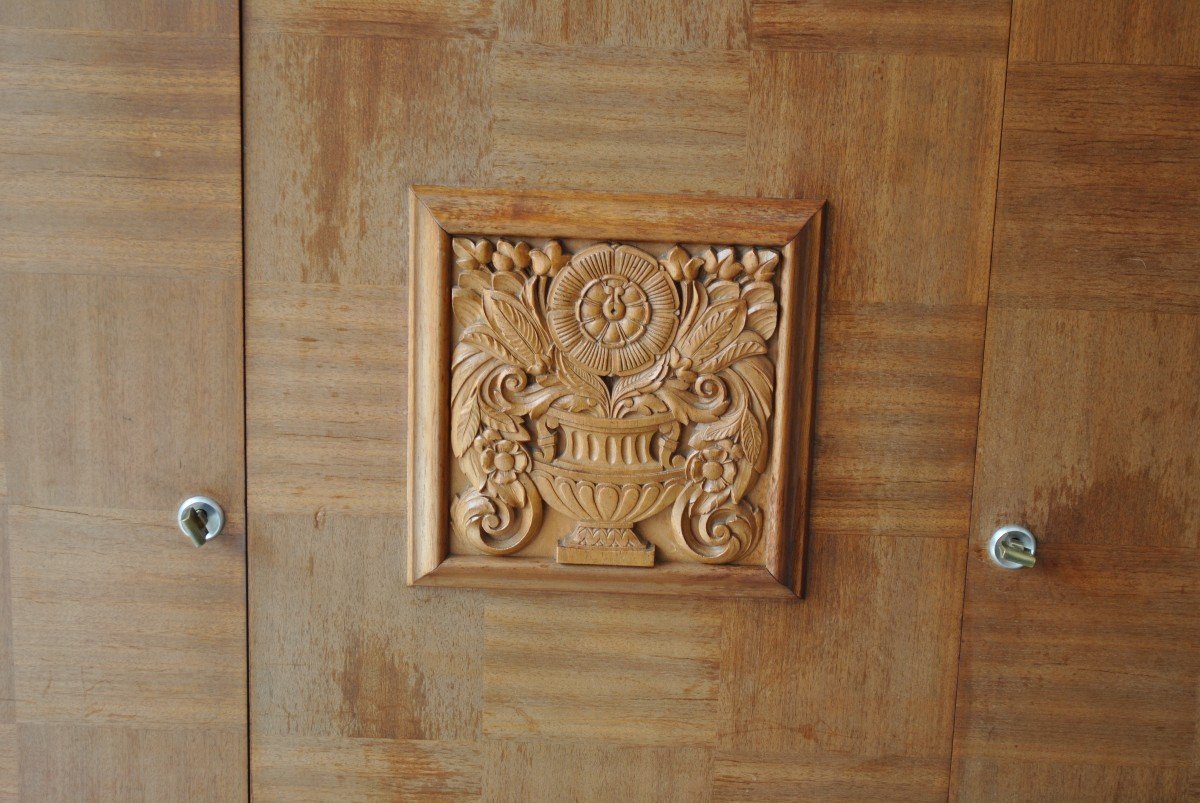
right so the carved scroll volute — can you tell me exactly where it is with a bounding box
[449,237,781,567]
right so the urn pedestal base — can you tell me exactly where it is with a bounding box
[555,524,655,568]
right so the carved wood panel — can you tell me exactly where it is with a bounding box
[408,187,823,598]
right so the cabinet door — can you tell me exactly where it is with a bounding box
[242,2,1007,799]
[0,1,247,798]
[951,3,1200,798]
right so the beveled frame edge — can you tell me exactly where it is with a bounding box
[407,186,824,599]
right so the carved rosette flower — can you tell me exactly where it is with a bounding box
[547,244,679,376]
[475,428,530,507]
[684,439,744,497]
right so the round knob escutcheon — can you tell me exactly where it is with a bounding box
[177,496,225,547]
[988,524,1036,569]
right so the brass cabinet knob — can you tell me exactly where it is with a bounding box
[177,496,225,547]
[988,525,1037,569]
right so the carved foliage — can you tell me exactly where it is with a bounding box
[450,236,780,564]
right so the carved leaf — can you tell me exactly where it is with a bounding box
[676,281,708,340]
[701,247,739,280]
[481,290,546,370]
[481,405,524,437]
[490,270,526,297]
[734,414,764,496]
[556,355,608,409]
[715,247,740,280]
[742,281,778,340]
[611,355,669,405]
[531,241,570,277]
[733,354,776,422]
[452,287,483,327]
[678,300,747,364]
[699,331,767,375]
[696,400,745,444]
[457,269,491,292]
[450,345,494,457]
[461,325,520,366]
[493,477,526,508]
[706,280,741,305]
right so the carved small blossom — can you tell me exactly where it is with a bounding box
[475,428,530,505]
[492,240,531,272]
[531,241,570,277]
[685,439,745,495]
[661,245,703,281]
[703,247,742,280]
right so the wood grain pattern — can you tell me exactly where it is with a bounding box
[721,534,965,760]
[808,303,986,539]
[490,46,750,195]
[484,740,712,802]
[990,63,1200,313]
[1010,0,1200,66]
[0,1,245,796]
[408,199,452,580]
[953,2,1200,795]
[713,751,948,801]
[971,309,1200,551]
[484,594,721,746]
[252,736,481,802]
[0,725,12,802]
[242,33,491,285]
[250,514,483,743]
[955,546,1198,776]
[953,309,1200,799]
[0,29,241,280]
[750,49,1005,305]
[1,274,243,511]
[245,0,495,40]
[0,0,236,34]
[496,0,747,50]
[8,506,245,724]
[416,556,795,600]
[246,282,405,515]
[15,724,246,801]
[415,186,820,246]
[751,0,1010,57]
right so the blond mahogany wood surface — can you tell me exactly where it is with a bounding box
[951,1,1200,799]
[244,1,1005,798]
[0,0,246,798]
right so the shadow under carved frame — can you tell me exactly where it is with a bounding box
[408,186,824,599]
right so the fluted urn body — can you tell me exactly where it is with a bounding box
[531,409,683,566]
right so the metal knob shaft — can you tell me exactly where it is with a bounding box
[988,525,1036,569]
[177,496,225,547]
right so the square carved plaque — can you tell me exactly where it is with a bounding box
[408,186,823,599]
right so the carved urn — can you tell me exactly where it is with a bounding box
[531,408,684,566]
